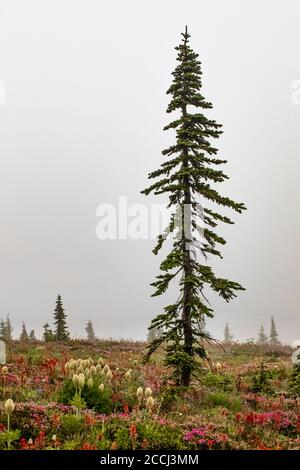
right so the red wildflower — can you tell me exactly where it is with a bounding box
[141,439,149,449]
[129,423,138,440]
[20,438,31,450]
[51,413,61,426]
[34,431,46,449]
[84,413,97,426]
[81,442,96,450]
[19,431,45,450]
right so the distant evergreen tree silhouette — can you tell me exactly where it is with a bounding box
[43,323,54,342]
[5,315,13,340]
[0,319,5,339]
[29,330,37,341]
[147,326,164,342]
[257,325,268,344]
[19,322,29,341]
[269,317,280,344]
[53,295,69,341]
[224,322,234,342]
[0,315,13,341]
[85,320,96,341]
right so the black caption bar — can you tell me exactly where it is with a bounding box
[0,450,299,467]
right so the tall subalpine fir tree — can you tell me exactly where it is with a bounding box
[269,317,280,345]
[53,295,69,341]
[142,27,246,386]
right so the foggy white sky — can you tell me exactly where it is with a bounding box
[0,0,299,343]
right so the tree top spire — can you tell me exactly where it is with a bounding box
[183,25,190,42]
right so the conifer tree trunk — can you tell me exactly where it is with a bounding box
[182,99,193,386]
[182,239,193,385]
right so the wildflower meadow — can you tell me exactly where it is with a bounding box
[0,340,299,451]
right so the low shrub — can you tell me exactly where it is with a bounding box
[58,379,113,414]
[289,365,300,397]
[200,371,234,392]
[250,363,274,395]
[61,414,84,436]
[204,391,241,411]
[104,418,185,450]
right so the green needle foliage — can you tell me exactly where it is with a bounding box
[142,27,246,386]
